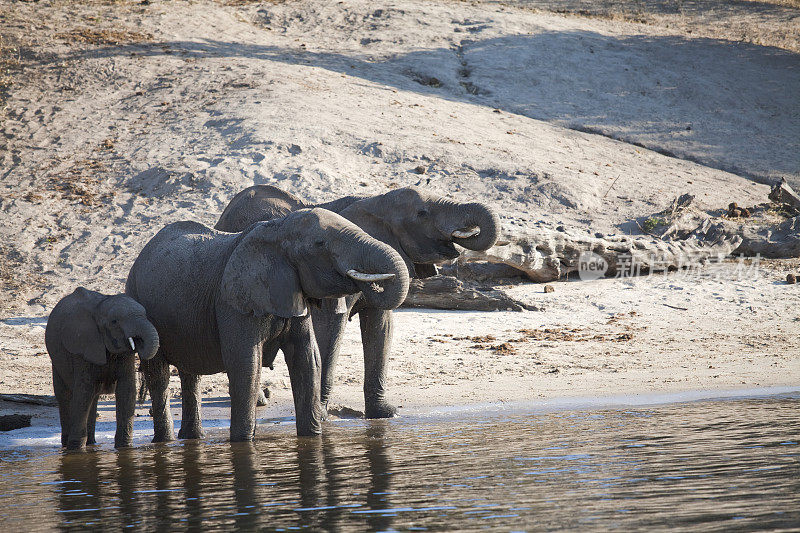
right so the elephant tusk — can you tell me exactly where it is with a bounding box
[452,227,480,239]
[347,269,395,282]
[128,337,136,351]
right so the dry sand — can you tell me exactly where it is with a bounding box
[0,0,798,438]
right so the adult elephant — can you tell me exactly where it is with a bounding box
[216,185,500,418]
[126,208,408,441]
[45,288,160,449]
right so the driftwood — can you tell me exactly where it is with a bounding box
[402,275,539,312]
[460,222,740,282]
[459,186,800,282]
[0,414,32,431]
[768,178,800,211]
[0,393,58,407]
[736,215,800,258]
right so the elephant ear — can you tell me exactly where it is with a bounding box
[220,227,307,318]
[341,203,417,276]
[61,306,107,366]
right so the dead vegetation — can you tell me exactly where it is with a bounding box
[55,28,152,46]
[0,34,21,113]
[432,323,636,358]
[48,158,115,207]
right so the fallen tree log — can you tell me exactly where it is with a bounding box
[0,393,58,407]
[402,275,539,312]
[460,223,741,282]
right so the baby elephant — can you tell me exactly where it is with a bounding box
[45,288,159,449]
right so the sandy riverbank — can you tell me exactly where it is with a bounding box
[1,0,798,442]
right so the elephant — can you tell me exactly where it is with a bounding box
[45,287,160,449]
[215,185,500,418]
[125,207,409,441]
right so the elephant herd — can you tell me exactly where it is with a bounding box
[45,185,500,449]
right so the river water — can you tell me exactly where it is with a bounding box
[0,393,798,531]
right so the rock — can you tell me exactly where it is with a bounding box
[0,414,32,431]
[402,275,538,311]
[439,261,526,281]
[328,405,364,419]
[414,165,427,174]
[544,285,555,293]
[787,273,796,284]
[256,388,269,406]
[768,178,800,211]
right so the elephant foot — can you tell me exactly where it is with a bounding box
[178,425,206,440]
[151,429,175,443]
[364,400,397,419]
[114,437,133,448]
[66,438,86,450]
[256,388,269,407]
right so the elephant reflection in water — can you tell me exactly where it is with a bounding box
[56,451,105,526]
[223,424,395,530]
[54,425,395,530]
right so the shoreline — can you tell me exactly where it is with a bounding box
[1,384,797,450]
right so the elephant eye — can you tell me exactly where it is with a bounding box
[314,240,325,248]
[417,209,429,218]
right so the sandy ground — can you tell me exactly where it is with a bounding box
[0,0,798,439]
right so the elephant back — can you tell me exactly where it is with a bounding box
[216,185,305,232]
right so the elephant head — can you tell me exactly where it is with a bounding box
[220,208,410,317]
[62,288,160,366]
[339,187,501,277]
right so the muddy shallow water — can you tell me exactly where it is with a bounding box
[0,393,798,531]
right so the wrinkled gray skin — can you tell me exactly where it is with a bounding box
[126,208,409,441]
[216,186,500,418]
[45,288,160,449]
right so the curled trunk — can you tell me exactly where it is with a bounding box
[124,318,159,361]
[436,200,500,251]
[340,233,409,310]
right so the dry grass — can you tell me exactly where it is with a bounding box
[0,35,21,112]
[55,28,152,46]
[49,158,115,207]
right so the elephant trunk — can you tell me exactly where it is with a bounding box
[123,318,159,361]
[436,199,501,251]
[340,233,409,310]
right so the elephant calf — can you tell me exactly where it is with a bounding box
[45,288,160,449]
[126,208,409,441]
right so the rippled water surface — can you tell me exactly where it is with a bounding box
[1,394,798,531]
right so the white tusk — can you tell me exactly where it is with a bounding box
[452,227,480,239]
[128,337,136,351]
[347,269,395,282]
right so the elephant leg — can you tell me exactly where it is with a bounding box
[311,307,349,413]
[219,326,261,442]
[142,356,175,443]
[255,365,268,407]
[52,366,70,447]
[225,358,259,442]
[67,366,97,449]
[137,370,148,404]
[281,316,323,437]
[359,308,397,419]
[87,394,99,445]
[114,355,137,448]
[178,371,205,440]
